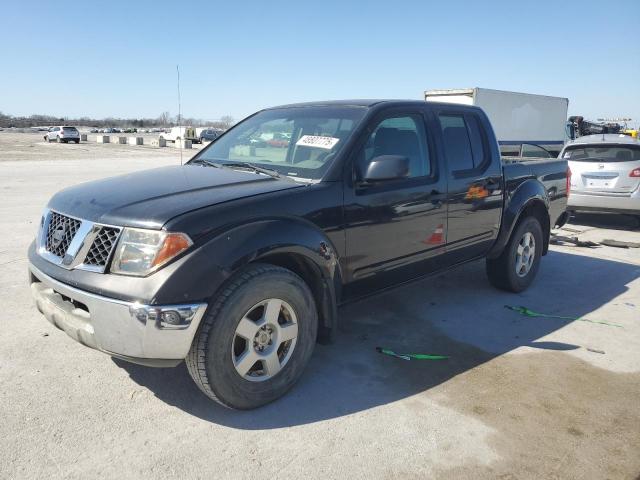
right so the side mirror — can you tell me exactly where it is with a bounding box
[363,155,410,182]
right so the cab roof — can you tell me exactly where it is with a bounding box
[268,99,431,109]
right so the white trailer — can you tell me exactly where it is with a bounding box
[425,88,569,156]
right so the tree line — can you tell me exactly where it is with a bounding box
[0,111,235,130]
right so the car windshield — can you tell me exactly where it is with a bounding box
[191,106,367,180]
[563,144,640,162]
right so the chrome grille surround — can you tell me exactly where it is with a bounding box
[37,209,122,273]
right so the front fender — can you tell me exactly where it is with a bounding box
[213,218,341,282]
[487,179,549,259]
[153,218,342,338]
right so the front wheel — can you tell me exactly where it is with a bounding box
[186,263,318,409]
[486,216,543,292]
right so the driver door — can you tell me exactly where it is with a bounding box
[343,108,448,295]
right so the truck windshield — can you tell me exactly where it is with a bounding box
[191,106,367,180]
[563,144,640,162]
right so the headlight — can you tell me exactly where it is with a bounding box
[110,228,192,276]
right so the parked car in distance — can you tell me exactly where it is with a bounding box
[562,134,640,217]
[199,129,222,143]
[44,126,80,143]
[266,133,290,148]
[28,100,568,409]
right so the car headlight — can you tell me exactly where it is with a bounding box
[110,228,193,276]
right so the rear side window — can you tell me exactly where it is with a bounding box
[438,113,488,172]
[465,116,488,167]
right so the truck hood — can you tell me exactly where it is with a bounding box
[47,165,303,229]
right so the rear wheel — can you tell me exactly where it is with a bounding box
[186,263,317,409]
[486,216,543,292]
[74,139,80,144]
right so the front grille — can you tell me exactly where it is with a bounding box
[45,212,81,257]
[84,227,120,267]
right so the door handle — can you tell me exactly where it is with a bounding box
[483,179,500,190]
[430,190,443,207]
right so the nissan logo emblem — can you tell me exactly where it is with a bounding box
[51,224,67,249]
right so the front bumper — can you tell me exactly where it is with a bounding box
[29,264,207,367]
[568,189,640,215]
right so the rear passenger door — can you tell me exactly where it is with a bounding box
[435,109,503,260]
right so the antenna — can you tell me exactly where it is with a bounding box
[177,64,183,165]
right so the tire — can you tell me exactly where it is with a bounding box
[74,139,80,144]
[486,216,543,293]
[186,263,318,409]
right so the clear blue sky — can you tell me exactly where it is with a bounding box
[2,0,639,125]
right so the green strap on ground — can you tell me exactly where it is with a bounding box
[504,305,622,328]
[376,347,449,361]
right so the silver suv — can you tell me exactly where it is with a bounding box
[44,126,80,144]
[562,134,640,216]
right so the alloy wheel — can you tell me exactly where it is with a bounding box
[231,298,298,382]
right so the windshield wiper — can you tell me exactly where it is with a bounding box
[190,158,219,167]
[214,161,280,178]
[189,158,281,178]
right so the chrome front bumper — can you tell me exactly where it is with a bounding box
[29,264,207,367]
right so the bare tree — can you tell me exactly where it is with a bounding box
[220,115,235,129]
[158,111,171,127]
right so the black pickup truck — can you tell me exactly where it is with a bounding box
[28,100,568,409]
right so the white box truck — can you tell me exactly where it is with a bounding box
[425,88,569,157]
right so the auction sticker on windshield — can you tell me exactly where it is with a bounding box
[296,135,340,150]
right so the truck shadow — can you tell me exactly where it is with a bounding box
[114,249,639,429]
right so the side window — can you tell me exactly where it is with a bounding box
[438,113,489,172]
[465,115,489,167]
[438,114,474,171]
[357,114,430,179]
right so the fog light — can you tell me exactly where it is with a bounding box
[128,303,207,330]
[161,310,182,326]
[130,306,148,324]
